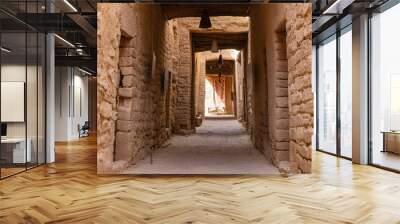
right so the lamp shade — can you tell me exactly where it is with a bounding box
[218,54,223,66]
[199,9,212,28]
[211,39,219,53]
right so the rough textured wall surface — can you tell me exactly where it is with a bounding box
[268,30,290,169]
[98,4,312,174]
[248,3,312,173]
[97,4,126,173]
[235,50,245,121]
[257,5,290,170]
[194,55,205,118]
[285,4,313,173]
[97,4,178,173]
[249,7,270,158]
[174,17,249,132]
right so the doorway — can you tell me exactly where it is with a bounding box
[204,60,235,117]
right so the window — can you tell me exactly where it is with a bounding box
[316,25,353,159]
[317,35,337,154]
[312,45,317,150]
[0,1,47,179]
[370,2,400,171]
[339,27,352,158]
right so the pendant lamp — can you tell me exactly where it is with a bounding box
[199,9,212,28]
[211,39,219,53]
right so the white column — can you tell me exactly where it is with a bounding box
[46,32,55,163]
[352,14,369,164]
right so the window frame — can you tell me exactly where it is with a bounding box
[315,24,353,160]
[367,0,400,173]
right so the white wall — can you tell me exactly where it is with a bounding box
[71,73,89,138]
[1,65,39,137]
[55,67,89,141]
[1,63,46,164]
[55,66,69,141]
[1,65,26,138]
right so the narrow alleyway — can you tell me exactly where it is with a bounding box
[124,119,279,174]
[98,4,313,174]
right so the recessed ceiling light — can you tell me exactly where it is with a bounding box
[63,0,78,12]
[78,67,93,76]
[1,47,11,53]
[54,34,75,48]
[323,0,355,15]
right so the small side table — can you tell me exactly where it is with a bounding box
[381,131,400,154]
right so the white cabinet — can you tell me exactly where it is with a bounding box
[1,138,32,163]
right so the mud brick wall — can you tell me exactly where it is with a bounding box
[97,4,178,173]
[285,4,313,173]
[249,4,312,173]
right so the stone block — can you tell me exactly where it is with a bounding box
[276,97,288,108]
[276,142,289,150]
[276,60,288,72]
[276,72,288,80]
[276,87,288,97]
[118,87,133,98]
[120,36,135,47]
[276,79,288,88]
[122,75,134,87]
[276,119,289,130]
[274,150,289,162]
[99,101,113,118]
[275,130,289,142]
[120,66,135,76]
[276,49,287,60]
[117,106,132,120]
[120,47,136,57]
[117,120,134,132]
[119,56,134,67]
[115,131,134,161]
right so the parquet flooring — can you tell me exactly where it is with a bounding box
[1,135,400,223]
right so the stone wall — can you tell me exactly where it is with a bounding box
[98,4,312,174]
[194,54,206,118]
[174,17,249,132]
[269,30,290,169]
[285,4,313,173]
[249,7,270,156]
[248,4,312,173]
[235,50,245,121]
[97,4,126,173]
[97,4,178,173]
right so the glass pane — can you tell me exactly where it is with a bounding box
[312,45,317,151]
[1,31,27,177]
[340,28,352,158]
[27,31,38,169]
[371,3,400,171]
[317,36,337,154]
[38,33,45,165]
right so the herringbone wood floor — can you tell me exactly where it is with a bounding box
[1,135,400,224]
